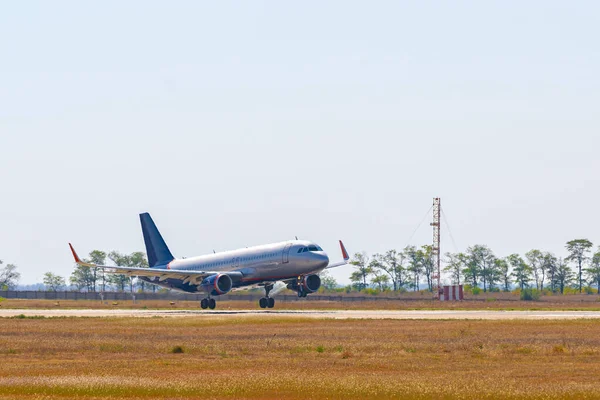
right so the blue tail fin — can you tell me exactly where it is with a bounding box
[140,213,174,268]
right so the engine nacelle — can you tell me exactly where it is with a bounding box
[287,274,321,294]
[201,273,233,296]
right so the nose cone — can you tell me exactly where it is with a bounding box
[311,252,329,270]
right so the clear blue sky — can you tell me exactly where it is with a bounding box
[1,1,599,284]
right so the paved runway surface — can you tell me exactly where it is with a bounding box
[2,309,600,320]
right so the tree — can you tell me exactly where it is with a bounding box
[404,246,423,291]
[566,239,593,293]
[495,258,511,292]
[128,251,148,292]
[525,249,545,290]
[43,272,65,291]
[0,262,20,290]
[420,245,435,292]
[466,245,495,292]
[553,257,573,294]
[542,252,558,293]
[88,250,107,292]
[508,254,531,290]
[486,255,501,291]
[585,249,600,294]
[372,250,406,291]
[319,270,338,291]
[69,264,93,291]
[444,252,467,285]
[462,256,479,288]
[108,251,131,292]
[371,272,390,291]
[349,252,371,291]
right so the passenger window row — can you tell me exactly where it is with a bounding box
[205,253,277,268]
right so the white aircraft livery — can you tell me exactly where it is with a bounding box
[69,212,350,309]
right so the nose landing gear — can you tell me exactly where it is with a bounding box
[259,284,276,309]
[296,276,307,297]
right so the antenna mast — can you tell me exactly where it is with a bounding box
[430,197,441,300]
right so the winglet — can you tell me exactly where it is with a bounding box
[339,240,349,261]
[68,243,95,267]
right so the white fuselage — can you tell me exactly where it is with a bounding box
[152,240,329,292]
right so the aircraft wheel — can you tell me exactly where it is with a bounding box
[267,298,275,308]
[208,298,216,310]
[200,299,208,309]
[259,297,268,308]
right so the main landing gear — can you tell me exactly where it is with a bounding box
[259,284,275,309]
[200,297,216,310]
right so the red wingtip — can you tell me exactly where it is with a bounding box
[339,240,349,260]
[68,243,81,263]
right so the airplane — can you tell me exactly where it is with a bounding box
[69,212,350,309]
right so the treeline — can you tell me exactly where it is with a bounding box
[349,239,600,294]
[68,250,155,293]
[0,250,156,293]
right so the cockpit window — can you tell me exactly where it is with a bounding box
[298,246,323,253]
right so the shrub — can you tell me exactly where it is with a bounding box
[316,345,325,353]
[170,346,185,354]
[471,286,481,295]
[520,288,540,301]
[564,287,579,295]
[584,286,596,295]
[553,345,566,354]
[341,350,353,359]
[10,314,45,319]
[516,346,533,354]
[362,288,379,296]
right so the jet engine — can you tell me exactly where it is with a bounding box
[287,274,321,294]
[201,273,233,296]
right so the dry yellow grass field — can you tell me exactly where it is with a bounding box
[1,316,600,399]
[3,296,600,311]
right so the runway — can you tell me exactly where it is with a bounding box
[2,309,600,320]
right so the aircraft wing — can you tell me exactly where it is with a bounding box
[324,240,350,269]
[68,243,222,284]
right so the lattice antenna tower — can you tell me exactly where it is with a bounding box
[430,198,441,300]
